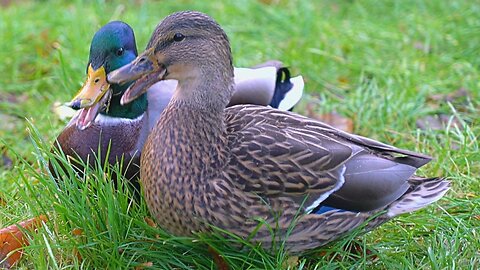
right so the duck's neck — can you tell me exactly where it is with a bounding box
[145,70,234,185]
[172,68,234,113]
[101,84,148,119]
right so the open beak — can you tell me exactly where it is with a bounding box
[107,48,166,105]
[75,89,112,130]
[67,65,110,109]
[66,65,112,130]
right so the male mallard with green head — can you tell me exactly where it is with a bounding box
[108,11,450,252]
[50,21,304,186]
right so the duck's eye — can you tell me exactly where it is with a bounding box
[116,47,124,56]
[173,33,185,42]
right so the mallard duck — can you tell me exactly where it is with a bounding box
[108,11,450,252]
[49,21,304,185]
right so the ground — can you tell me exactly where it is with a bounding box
[0,0,479,269]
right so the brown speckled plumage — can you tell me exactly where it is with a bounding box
[108,11,450,253]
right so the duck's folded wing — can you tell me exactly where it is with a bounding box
[224,105,358,211]
[224,105,432,212]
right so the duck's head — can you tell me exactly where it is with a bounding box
[68,21,147,129]
[108,11,235,110]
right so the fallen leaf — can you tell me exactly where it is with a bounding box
[1,149,13,170]
[71,228,84,262]
[0,113,18,132]
[317,242,378,262]
[416,114,462,131]
[283,256,299,268]
[464,192,477,199]
[0,93,28,104]
[337,76,350,86]
[0,0,12,7]
[208,246,229,270]
[71,228,83,236]
[428,88,470,103]
[135,261,153,270]
[0,215,48,268]
[305,103,354,133]
[144,217,157,228]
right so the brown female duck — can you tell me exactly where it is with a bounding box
[108,11,449,252]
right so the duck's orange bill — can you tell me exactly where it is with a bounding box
[67,65,110,109]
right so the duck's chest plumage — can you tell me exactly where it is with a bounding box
[140,105,230,235]
[52,113,146,180]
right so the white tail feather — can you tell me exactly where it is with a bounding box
[278,75,304,111]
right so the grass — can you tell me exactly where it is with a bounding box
[0,0,479,269]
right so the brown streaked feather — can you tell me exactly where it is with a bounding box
[222,104,430,211]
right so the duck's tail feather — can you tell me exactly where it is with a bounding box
[286,177,449,252]
[386,177,450,217]
[311,177,449,233]
[270,67,304,111]
[362,176,449,232]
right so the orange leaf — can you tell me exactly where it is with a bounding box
[208,246,229,270]
[0,215,47,268]
[71,228,84,236]
[144,217,157,228]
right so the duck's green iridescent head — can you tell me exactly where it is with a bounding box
[68,21,148,129]
[88,21,138,75]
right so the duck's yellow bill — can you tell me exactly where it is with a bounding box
[67,65,110,109]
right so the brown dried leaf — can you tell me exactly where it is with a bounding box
[283,256,299,268]
[428,88,470,103]
[0,93,28,104]
[337,76,350,86]
[0,113,18,132]
[465,192,477,199]
[416,114,462,131]
[208,246,229,270]
[70,228,84,262]
[144,217,157,228]
[305,103,354,133]
[71,228,83,236]
[134,261,153,270]
[316,242,378,262]
[0,215,48,268]
[1,149,13,170]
